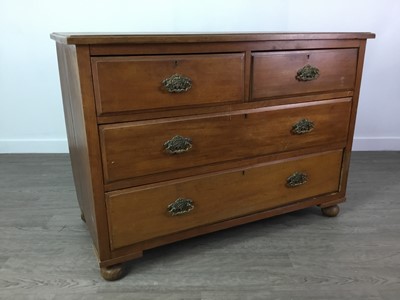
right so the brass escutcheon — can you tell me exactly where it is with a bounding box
[164,135,192,154]
[162,73,192,93]
[286,172,308,187]
[167,198,194,216]
[291,119,315,135]
[296,64,320,81]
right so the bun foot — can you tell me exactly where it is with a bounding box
[80,212,86,223]
[100,264,126,281]
[321,205,340,217]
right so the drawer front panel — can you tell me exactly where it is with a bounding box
[100,99,351,183]
[252,49,358,99]
[106,150,343,249]
[92,54,245,114]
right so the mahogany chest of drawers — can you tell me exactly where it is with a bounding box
[51,32,375,280]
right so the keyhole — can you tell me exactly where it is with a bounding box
[174,60,178,67]
[307,54,310,59]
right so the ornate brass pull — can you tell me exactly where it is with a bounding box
[296,64,320,81]
[286,172,308,187]
[291,119,315,135]
[164,135,192,154]
[162,73,192,93]
[167,198,194,216]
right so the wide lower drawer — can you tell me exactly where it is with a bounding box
[91,53,245,115]
[100,98,351,184]
[106,150,343,249]
[252,49,358,99]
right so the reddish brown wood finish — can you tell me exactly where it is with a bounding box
[89,40,362,57]
[109,192,346,265]
[106,150,343,249]
[55,44,110,260]
[51,32,374,279]
[252,49,358,99]
[321,204,340,217]
[100,264,126,281]
[92,54,245,114]
[100,98,351,184]
[50,32,375,45]
[96,90,354,125]
[339,40,368,195]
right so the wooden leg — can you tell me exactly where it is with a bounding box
[100,263,127,281]
[80,211,86,223]
[321,204,340,217]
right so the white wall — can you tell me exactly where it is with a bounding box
[0,0,398,152]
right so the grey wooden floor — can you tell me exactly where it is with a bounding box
[0,152,399,299]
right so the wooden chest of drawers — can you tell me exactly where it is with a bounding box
[51,32,375,280]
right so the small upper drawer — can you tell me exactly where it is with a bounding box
[91,54,245,115]
[252,49,358,100]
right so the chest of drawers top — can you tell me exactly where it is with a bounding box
[51,32,375,44]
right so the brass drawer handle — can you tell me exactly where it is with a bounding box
[164,135,192,154]
[296,64,320,81]
[286,172,308,187]
[291,119,314,135]
[167,198,194,216]
[162,73,192,93]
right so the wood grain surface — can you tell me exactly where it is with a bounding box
[100,98,351,184]
[50,32,376,45]
[50,32,376,280]
[252,49,358,99]
[55,44,111,261]
[92,54,245,114]
[106,150,342,249]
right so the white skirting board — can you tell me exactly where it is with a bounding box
[352,137,400,151]
[0,139,69,153]
[0,137,399,153]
